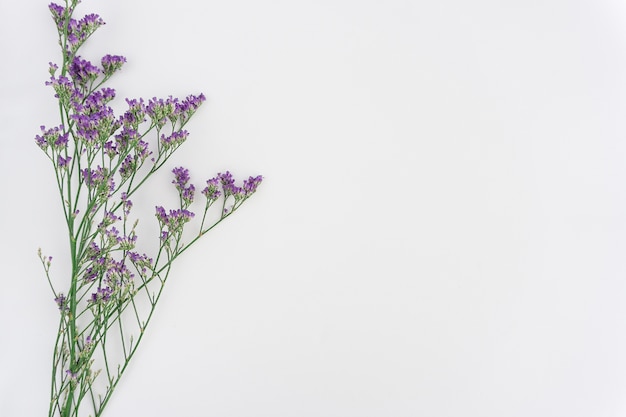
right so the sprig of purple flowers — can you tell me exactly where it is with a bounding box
[36,2,262,417]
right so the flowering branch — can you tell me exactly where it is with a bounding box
[36,2,262,416]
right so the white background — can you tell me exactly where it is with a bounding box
[2,0,626,416]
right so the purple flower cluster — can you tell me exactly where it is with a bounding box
[71,88,118,144]
[70,56,101,87]
[120,98,146,128]
[82,166,115,198]
[118,232,138,251]
[49,3,105,54]
[218,171,263,200]
[55,293,68,311]
[147,94,206,129]
[82,231,152,284]
[35,125,68,151]
[201,177,221,201]
[128,251,153,277]
[121,192,133,216]
[57,155,72,168]
[89,286,113,304]
[97,211,121,229]
[172,167,195,205]
[243,175,263,195]
[155,206,195,236]
[160,130,189,150]
[101,54,126,77]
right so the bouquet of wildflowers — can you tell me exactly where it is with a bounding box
[36,1,262,416]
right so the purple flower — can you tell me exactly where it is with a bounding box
[114,125,139,152]
[89,286,113,304]
[155,206,195,231]
[136,139,151,160]
[172,167,191,189]
[122,98,146,123]
[54,293,68,311]
[106,259,134,284]
[118,233,137,250]
[105,227,121,244]
[121,192,133,216]
[70,91,117,144]
[218,171,243,198]
[35,125,68,151]
[119,155,136,180]
[83,266,99,283]
[155,206,168,224]
[82,166,115,197]
[57,155,72,167]
[146,96,177,127]
[48,62,58,76]
[101,54,126,76]
[128,252,153,276]
[49,3,65,24]
[160,130,188,148]
[87,241,101,258]
[243,175,263,195]
[172,167,195,204]
[201,177,221,200]
[147,94,205,127]
[98,211,121,229]
[176,93,206,124]
[69,56,101,87]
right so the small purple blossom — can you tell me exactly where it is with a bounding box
[35,125,68,151]
[114,125,139,152]
[83,266,99,283]
[155,206,195,232]
[172,167,191,189]
[57,155,72,167]
[48,62,58,76]
[121,192,133,216]
[98,211,121,229]
[136,139,151,160]
[119,155,136,180]
[70,56,101,87]
[172,167,195,204]
[81,166,115,197]
[201,177,221,201]
[101,54,126,76]
[49,3,65,25]
[118,233,137,250]
[120,98,146,128]
[54,293,68,311]
[215,172,263,200]
[105,258,134,286]
[160,130,188,149]
[128,251,153,276]
[243,175,263,195]
[57,12,106,53]
[89,286,113,304]
[218,171,243,198]
[146,96,177,127]
[46,74,82,106]
[176,93,206,124]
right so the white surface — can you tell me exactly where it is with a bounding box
[2,0,626,416]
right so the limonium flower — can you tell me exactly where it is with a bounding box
[36,2,262,416]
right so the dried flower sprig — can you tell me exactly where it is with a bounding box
[37,2,262,416]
